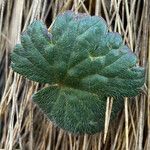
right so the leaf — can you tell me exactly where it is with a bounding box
[32,86,106,134]
[11,11,145,134]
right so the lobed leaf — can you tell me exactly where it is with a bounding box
[11,11,145,134]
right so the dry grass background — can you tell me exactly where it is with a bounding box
[0,0,149,149]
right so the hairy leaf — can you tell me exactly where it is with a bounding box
[11,11,145,134]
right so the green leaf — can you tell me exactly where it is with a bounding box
[11,11,145,134]
[32,86,106,134]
